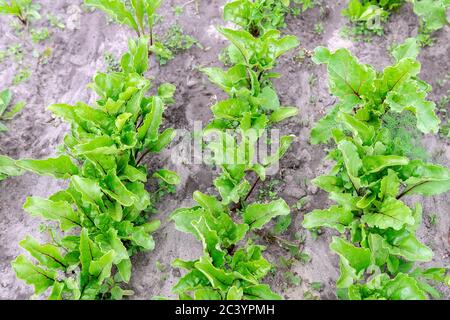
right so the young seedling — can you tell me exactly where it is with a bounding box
[154,24,201,65]
[0,88,25,132]
[10,37,180,300]
[13,68,31,85]
[30,27,50,43]
[304,46,450,300]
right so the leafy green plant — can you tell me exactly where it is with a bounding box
[303,47,450,300]
[0,0,40,25]
[224,0,315,36]
[411,0,450,33]
[154,24,201,65]
[314,22,324,34]
[0,155,23,181]
[30,27,50,43]
[0,88,25,132]
[342,0,449,40]
[410,0,450,46]
[169,4,300,301]
[11,37,180,300]
[104,52,122,73]
[13,68,31,85]
[85,0,197,62]
[342,0,404,36]
[85,0,161,39]
[0,43,25,63]
[46,14,65,29]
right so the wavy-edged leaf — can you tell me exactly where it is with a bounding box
[313,47,376,110]
[153,169,180,185]
[243,198,290,230]
[85,0,139,33]
[303,205,353,233]
[17,155,79,179]
[362,197,414,230]
[23,197,80,231]
[19,236,67,270]
[12,255,56,295]
[330,237,371,275]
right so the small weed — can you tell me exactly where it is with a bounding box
[38,47,53,65]
[0,50,7,63]
[103,52,121,73]
[308,74,317,87]
[428,213,438,226]
[311,281,323,292]
[294,196,309,211]
[156,24,201,65]
[155,261,166,272]
[309,228,322,241]
[273,214,292,235]
[303,290,319,300]
[314,22,324,35]
[13,68,32,85]
[9,19,25,36]
[284,271,302,286]
[258,179,281,201]
[7,44,24,63]
[174,6,183,16]
[293,48,308,64]
[0,88,26,132]
[47,14,65,29]
[148,180,176,214]
[30,28,50,43]
[219,47,233,66]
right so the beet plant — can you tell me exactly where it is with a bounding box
[11,37,180,300]
[0,0,40,25]
[224,0,315,37]
[343,0,449,38]
[84,0,196,64]
[303,46,450,300]
[169,4,299,300]
[411,0,450,33]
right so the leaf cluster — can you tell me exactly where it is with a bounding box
[0,0,40,24]
[84,0,198,64]
[224,0,314,37]
[170,4,300,300]
[342,0,449,37]
[303,47,450,300]
[0,88,25,133]
[11,37,180,300]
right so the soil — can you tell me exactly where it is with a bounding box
[0,0,448,300]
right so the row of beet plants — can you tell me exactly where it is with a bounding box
[303,45,450,299]
[168,0,300,300]
[10,37,180,299]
